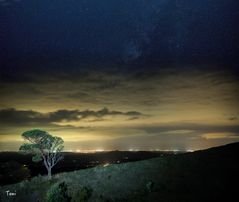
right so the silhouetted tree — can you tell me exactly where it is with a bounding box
[19,129,64,179]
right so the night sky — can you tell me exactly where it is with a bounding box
[0,0,239,151]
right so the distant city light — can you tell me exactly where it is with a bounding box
[129,148,139,151]
[95,149,105,152]
[66,148,195,153]
[103,163,110,167]
[73,149,107,153]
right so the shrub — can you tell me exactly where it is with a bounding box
[46,182,71,202]
[146,181,154,193]
[72,186,92,202]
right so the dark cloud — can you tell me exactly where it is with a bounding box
[127,117,140,121]
[68,92,90,99]
[1,65,238,116]
[125,111,142,116]
[229,117,238,121]
[0,108,144,126]
[76,108,144,119]
[0,108,45,125]
[48,109,80,122]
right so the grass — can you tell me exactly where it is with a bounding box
[1,142,238,202]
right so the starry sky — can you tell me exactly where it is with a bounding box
[0,0,239,151]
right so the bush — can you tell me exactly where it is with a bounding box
[72,186,92,202]
[46,182,71,202]
[146,181,155,193]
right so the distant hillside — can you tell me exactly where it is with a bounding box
[1,142,239,202]
[0,151,168,186]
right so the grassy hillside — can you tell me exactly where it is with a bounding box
[1,142,239,202]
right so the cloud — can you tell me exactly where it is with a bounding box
[201,132,239,140]
[0,108,44,125]
[1,66,238,127]
[228,117,238,121]
[0,107,144,126]
[139,123,239,136]
[0,67,238,151]
[160,129,195,135]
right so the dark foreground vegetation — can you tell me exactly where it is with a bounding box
[1,142,239,202]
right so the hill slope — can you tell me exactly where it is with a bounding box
[1,142,239,202]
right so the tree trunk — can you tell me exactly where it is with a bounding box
[47,167,52,179]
